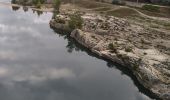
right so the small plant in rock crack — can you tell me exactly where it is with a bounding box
[125,46,132,52]
[108,43,118,53]
[68,13,83,29]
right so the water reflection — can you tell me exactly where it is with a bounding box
[22,6,28,12]
[11,6,20,11]
[32,9,44,17]
[11,6,44,16]
[0,4,156,100]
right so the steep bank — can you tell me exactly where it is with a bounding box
[50,12,170,100]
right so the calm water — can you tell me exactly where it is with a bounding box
[0,2,155,100]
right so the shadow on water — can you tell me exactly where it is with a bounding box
[50,26,161,100]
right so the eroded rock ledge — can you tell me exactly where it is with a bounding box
[50,12,170,100]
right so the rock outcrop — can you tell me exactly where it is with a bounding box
[50,13,170,100]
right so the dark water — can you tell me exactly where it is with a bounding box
[0,2,155,100]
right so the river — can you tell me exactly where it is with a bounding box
[0,1,156,100]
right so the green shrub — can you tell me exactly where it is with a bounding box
[53,0,61,11]
[68,14,83,29]
[33,0,45,5]
[112,0,126,5]
[125,46,132,52]
[108,43,118,53]
[11,0,16,3]
[142,4,160,12]
[36,1,42,8]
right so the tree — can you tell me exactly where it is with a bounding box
[53,0,61,12]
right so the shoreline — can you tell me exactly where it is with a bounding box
[50,12,170,100]
[2,1,169,100]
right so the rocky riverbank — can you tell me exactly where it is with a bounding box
[12,0,170,99]
[50,12,170,100]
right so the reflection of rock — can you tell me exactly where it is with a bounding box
[50,13,170,100]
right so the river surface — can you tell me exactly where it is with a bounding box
[0,1,155,100]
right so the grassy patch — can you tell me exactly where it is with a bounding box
[108,43,118,53]
[74,0,105,9]
[106,8,138,18]
[112,0,126,5]
[136,6,170,18]
[142,4,160,12]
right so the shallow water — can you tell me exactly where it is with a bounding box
[0,1,155,100]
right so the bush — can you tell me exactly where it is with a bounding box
[11,0,16,3]
[108,43,118,53]
[112,0,126,5]
[33,0,45,5]
[125,46,132,52]
[36,1,42,8]
[53,0,61,11]
[68,13,83,29]
[142,4,160,12]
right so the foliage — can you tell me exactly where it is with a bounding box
[68,13,83,29]
[112,0,126,5]
[125,46,132,52]
[142,4,160,12]
[36,1,42,8]
[33,0,45,5]
[32,0,45,8]
[11,0,16,3]
[108,43,118,53]
[53,0,61,11]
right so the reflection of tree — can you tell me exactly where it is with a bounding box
[50,26,81,53]
[32,9,43,16]
[11,0,16,4]
[52,11,59,19]
[23,6,28,12]
[12,6,20,11]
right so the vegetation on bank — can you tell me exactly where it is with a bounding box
[53,0,61,11]
[112,0,126,5]
[68,13,83,29]
[142,4,160,12]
